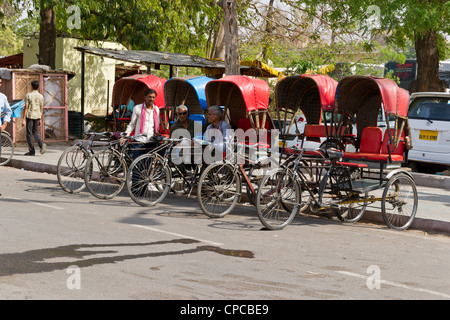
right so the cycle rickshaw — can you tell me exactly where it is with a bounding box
[256,75,418,231]
[256,74,343,228]
[82,74,169,200]
[196,75,277,218]
[124,76,215,206]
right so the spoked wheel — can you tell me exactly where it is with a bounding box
[256,168,301,230]
[332,192,368,223]
[283,159,319,213]
[170,165,191,195]
[84,149,127,199]
[57,146,90,193]
[197,162,241,218]
[0,132,14,166]
[381,173,418,230]
[126,153,172,207]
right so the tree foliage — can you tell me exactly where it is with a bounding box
[16,0,221,54]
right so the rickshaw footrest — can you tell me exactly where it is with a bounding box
[351,179,382,193]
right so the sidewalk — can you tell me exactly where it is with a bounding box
[4,142,450,235]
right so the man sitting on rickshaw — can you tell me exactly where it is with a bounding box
[170,105,195,142]
[204,105,232,147]
[203,105,233,163]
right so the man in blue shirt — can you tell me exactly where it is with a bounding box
[0,78,12,159]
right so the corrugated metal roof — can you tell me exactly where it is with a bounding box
[74,46,282,78]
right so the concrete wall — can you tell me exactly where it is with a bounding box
[23,38,127,116]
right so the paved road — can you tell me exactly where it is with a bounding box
[0,167,449,301]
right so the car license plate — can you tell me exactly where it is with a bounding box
[279,141,286,147]
[419,130,438,141]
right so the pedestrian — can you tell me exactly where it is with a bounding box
[123,88,161,159]
[0,78,12,159]
[22,81,46,156]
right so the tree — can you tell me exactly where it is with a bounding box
[38,0,56,68]
[221,0,240,75]
[287,0,449,92]
[16,0,221,68]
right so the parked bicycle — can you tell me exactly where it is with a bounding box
[57,131,112,193]
[126,136,204,207]
[83,133,149,199]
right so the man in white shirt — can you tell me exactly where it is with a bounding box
[123,88,161,159]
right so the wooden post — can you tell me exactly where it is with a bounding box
[81,51,85,137]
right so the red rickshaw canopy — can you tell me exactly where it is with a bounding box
[336,76,409,117]
[112,74,166,109]
[205,75,270,112]
[275,74,338,125]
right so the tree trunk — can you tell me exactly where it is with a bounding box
[210,19,225,60]
[222,0,240,75]
[409,29,446,93]
[262,0,275,62]
[38,1,56,69]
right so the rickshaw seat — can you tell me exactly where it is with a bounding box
[304,124,347,138]
[359,127,383,153]
[343,128,406,163]
[304,125,327,138]
[381,129,405,155]
[237,117,271,145]
[189,114,206,125]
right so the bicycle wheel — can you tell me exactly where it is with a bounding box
[332,192,368,223]
[282,159,317,213]
[381,173,418,230]
[256,168,301,230]
[197,162,241,218]
[84,148,127,199]
[0,132,14,166]
[57,145,90,193]
[126,153,172,206]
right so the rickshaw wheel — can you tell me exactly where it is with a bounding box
[256,167,300,230]
[283,159,317,213]
[126,153,172,207]
[197,162,241,218]
[84,148,127,199]
[332,192,368,223]
[381,173,418,231]
[57,145,90,194]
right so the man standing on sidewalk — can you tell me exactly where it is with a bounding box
[22,81,46,156]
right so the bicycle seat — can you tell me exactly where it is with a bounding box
[326,148,343,160]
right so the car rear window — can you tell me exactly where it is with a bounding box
[408,98,450,121]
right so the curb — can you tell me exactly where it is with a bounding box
[9,159,58,175]
[360,210,450,235]
[410,172,450,190]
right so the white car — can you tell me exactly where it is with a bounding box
[407,92,450,173]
